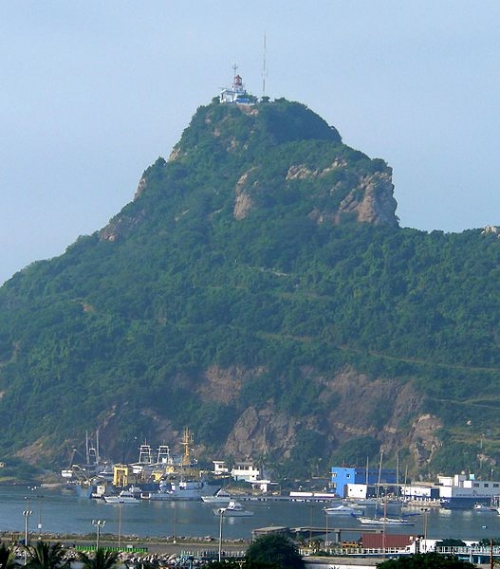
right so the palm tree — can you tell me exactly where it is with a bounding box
[78,548,120,569]
[24,541,69,569]
[0,543,18,569]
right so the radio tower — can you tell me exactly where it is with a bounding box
[262,33,268,98]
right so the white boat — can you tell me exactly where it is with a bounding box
[324,504,364,516]
[473,503,495,512]
[213,500,253,517]
[201,488,232,504]
[357,516,414,526]
[103,488,140,504]
[141,477,206,501]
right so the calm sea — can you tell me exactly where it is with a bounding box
[1,486,500,543]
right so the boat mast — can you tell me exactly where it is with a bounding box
[376,450,383,502]
[85,431,90,465]
[181,427,193,467]
[96,429,100,465]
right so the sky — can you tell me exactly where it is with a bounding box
[1,1,500,285]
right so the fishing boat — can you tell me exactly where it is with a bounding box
[213,500,253,517]
[103,487,141,504]
[141,427,207,501]
[141,477,206,501]
[201,488,232,504]
[324,503,364,517]
[357,515,414,526]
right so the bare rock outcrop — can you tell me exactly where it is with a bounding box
[336,171,398,226]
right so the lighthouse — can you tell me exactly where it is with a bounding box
[220,66,253,104]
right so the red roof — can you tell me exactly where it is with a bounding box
[362,534,415,548]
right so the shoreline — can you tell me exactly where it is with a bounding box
[0,530,250,555]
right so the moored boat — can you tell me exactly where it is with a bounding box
[103,487,141,504]
[201,488,232,504]
[324,503,364,517]
[473,502,496,512]
[357,515,414,526]
[141,477,206,501]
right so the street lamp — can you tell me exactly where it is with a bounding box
[421,508,430,552]
[91,519,106,549]
[217,508,226,562]
[36,495,44,536]
[23,509,32,565]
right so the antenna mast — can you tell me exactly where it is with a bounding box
[262,33,267,98]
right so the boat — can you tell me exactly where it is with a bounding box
[213,500,253,517]
[103,488,141,504]
[141,428,207,501]
[201,488,232,504]
[357,515,414,526]
[473,503,496,512]
[324,503,364,517]
[141,477,206,501]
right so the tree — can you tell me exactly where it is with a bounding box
[77,548,120,569]
[0,543,17,569]
[25,541,70,569]
[245,534,305,569]
[377,552,477,569]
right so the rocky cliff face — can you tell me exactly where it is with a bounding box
[334,170,398,226]
[101,101,399,243]
[91,364,440,475]
[233,164,398,227]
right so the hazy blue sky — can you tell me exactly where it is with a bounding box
[1,1,499,284]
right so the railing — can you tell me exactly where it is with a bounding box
[301,545,500,559]
[74,545,149,553]
[300,547,413,557]
[180,549,246,560]
[436,546,500,556]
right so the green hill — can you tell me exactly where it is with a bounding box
[0,97,499,481]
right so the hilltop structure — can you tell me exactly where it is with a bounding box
[220,66,253,104]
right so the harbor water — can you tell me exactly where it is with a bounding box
[2,486,500,543]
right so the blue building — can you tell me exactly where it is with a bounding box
[331,466,397,498]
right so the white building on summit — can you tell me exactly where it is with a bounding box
[220,67,253,104]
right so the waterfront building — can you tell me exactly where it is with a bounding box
[401,483,439,501]
[438,472,500,509]
[231,460,261,482]
[212,460,229,475]
[331,466,397,498]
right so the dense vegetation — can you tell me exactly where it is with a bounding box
[0,98,499,479]
[245,534,304,569]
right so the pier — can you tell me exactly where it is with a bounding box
[253,525,384,541]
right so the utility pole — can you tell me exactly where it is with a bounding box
[217,508,226,562]
[22,509,32,565]
[91,519,105,549]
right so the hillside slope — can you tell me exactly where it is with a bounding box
[0,98,499,480]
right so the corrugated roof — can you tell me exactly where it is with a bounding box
[362,534,416,548]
